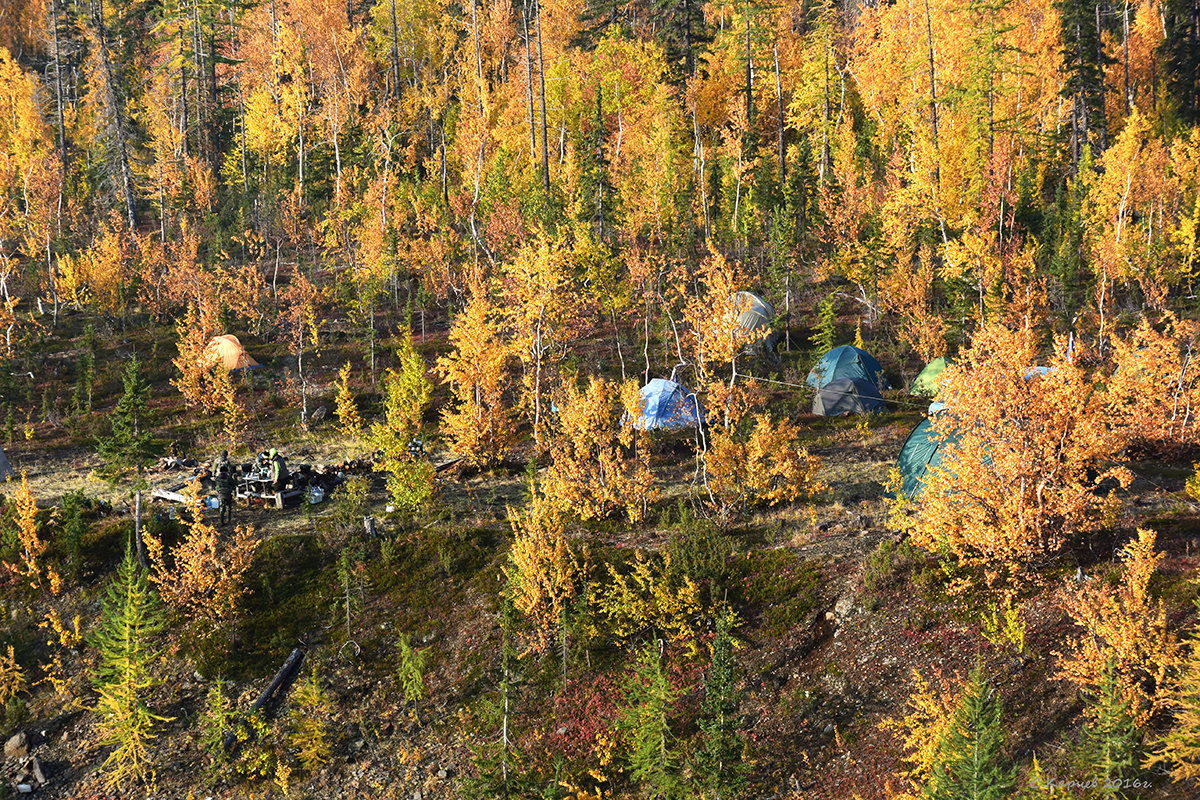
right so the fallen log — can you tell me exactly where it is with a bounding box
[220,647,306,755]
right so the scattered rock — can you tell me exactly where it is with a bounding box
[4,732,26,759]
[13,755,46,788]
[437,767,448,779]
[413,791,423,800]
[834,595,854,620]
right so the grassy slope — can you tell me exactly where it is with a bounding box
[2,309,1198,799]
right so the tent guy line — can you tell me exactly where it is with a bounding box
[749,375,935,411]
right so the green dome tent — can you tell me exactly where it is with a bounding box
[892,414,961,499]
[806,345,888,391]
[911,357,949,397]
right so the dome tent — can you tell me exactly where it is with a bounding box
[812,377,885,416]
[630,379,705,431]
[207,334,263,371]
[891,413,962,500]
[911,357,950,397]
[807,345,888,391]
[730,291,779,350]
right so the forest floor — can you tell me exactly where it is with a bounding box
[3,312,1200,799]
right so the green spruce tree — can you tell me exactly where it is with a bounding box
[89,545,169,790]
[464,592,529,799]
[96,356,156,566]
[1147,608,1200,782]
[1076,659,1141,796]
[924,661,1015,800]
[694,608,746,799]
[618,641,682,798]
[96,356,154,482]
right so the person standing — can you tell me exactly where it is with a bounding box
[269,448,289,492]
[216,465,237,526]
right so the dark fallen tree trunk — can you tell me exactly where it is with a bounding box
[221,647,306,755]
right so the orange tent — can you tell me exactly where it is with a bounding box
[207,334,262,371]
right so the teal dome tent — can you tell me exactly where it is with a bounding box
[892,414,961,499]
[807,345,888,391]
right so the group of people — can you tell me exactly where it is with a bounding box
[211,448,289,526]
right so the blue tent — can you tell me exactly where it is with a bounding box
[630,379,705,431]
[807,345,888,391]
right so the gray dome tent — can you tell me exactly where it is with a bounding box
[812,377,886,416]
[730,291,780,350]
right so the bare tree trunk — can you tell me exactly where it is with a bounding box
[774,43,785,185]
[389,0,402,108]
[536,0,550,191]
[820,29,830,184]
[523,0,536,166]
[923,0,940,181]
[180,23,189,157]
[134,489,148,569]
[49,0,68,184]
[93,0,138,231]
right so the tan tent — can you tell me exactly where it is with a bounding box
[207,334,262,371]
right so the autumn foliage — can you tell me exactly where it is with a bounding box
[1055,528,1179,728]
[543,377,655,523]
[437,287,515,468]
[143,482,258,630]
[902,325,1131,584]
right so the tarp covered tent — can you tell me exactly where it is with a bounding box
[208,335,263,371]
[807,345,888,391]
[630,379,705,431]
[812,377,886,416]
[0,447,13,481]
[893,414,961,499]
[911,357,950,396]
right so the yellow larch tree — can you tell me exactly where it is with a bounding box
[543,376,656,523]
[142,480,258,630]
[437,285,516,467]
[1055,528,1179,728]
[503,490,583,657]
[9,473,60,593]
[504,239,573,447]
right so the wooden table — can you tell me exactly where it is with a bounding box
[237,474,303,509]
